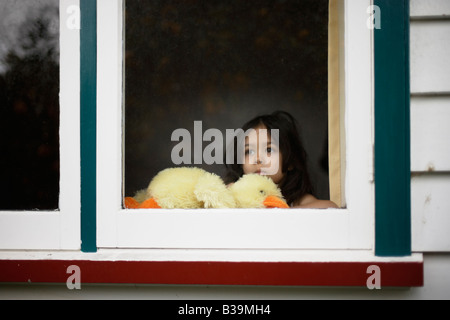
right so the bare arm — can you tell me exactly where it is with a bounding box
[291,194,339,209]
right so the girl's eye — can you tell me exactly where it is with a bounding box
[245,149,255,156]
[266,147,272,154]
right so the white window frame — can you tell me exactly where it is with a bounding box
[0,0,81,250]
[97,0,375,250]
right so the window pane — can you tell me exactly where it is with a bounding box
[0,0,60,210]
[124,0,329,202]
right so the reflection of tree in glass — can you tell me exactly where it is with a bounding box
[0,5,59,210]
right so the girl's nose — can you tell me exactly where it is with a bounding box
[255,152,267,165]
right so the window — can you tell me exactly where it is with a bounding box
[0,0,80,250]
[123,0,331,202]
[0,0,60,210]
[97,0,374,250]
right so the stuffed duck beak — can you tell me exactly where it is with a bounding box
[263,195,289,208]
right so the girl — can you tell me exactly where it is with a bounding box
[224,111,338,209]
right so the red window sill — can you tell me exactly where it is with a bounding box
[0,259,423,287]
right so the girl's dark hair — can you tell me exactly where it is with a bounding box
[224,110,313,206]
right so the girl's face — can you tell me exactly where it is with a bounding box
[242,124,284,184]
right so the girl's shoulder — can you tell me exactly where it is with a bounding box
[292,193,338,209]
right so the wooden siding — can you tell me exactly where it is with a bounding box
[410,21,450,93]
[410,0,450,18]
[410,0,450,251]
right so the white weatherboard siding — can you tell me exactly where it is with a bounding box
[410,96,450,172]
[410,21,450,93]
[410,1,450,252]
[410,0,450,18]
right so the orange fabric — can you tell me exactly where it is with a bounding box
[124,197,161,209]
[124,197,140,209]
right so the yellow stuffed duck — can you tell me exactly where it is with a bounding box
[228,173,289,209]
[124,167,289,209]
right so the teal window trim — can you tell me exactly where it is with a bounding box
[80,0,97,252]
[374,0,411,256]
[78,0,412,256]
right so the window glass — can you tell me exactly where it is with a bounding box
[124,0,329,203]
[0,0,60,210]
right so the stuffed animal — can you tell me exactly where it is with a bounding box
[229,173,289,209]
[124,167,288,209]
